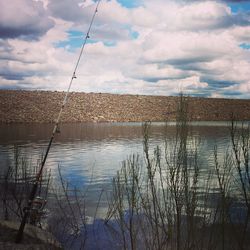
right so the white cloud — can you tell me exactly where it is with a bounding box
[173,1,233,30]
[1,0,250,98]
[230,26,250,43]
[0,0,54,39]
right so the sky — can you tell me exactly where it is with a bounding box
[0,0,250,98]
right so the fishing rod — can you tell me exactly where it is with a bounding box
[15,0,101,243]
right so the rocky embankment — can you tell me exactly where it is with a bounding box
[0,90,250,123]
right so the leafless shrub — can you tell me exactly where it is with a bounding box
[104,95,250,250]
[0,145,50,225]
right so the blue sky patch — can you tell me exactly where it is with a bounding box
[56,29,131,51]
[117,0,141,8]
[55,30,98,51]
[239,43,250,50]
[130,30,139,39]
[122,24,139,40]
[103,41,117,47]
[229,2,250,13]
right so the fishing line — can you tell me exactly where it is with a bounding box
[15,0,101,243]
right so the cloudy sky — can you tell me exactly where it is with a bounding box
[1,0,250,98]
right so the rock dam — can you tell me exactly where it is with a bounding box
[0,90,250,123]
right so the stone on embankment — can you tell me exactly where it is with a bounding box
[0,90,250,123]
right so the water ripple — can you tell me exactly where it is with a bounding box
[0,122,231,216]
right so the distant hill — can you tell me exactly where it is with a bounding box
[0,90,250,123]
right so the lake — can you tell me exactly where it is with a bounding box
[0,122,236,217]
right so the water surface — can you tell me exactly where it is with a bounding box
[0,122,233,217]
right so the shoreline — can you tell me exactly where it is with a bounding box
[1,90,250,123]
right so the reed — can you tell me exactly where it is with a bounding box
[105,94,250,250]
[0,146,50,224]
